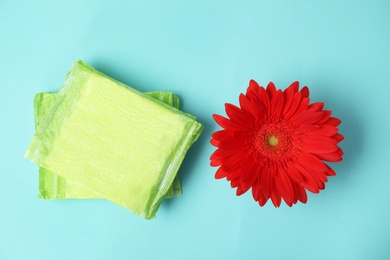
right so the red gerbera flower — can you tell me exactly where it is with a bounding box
[210,80,344,207]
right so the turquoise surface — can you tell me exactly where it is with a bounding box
[1,1,389,259]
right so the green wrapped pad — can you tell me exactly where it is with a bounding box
[35,92,183,200]
[26,61,203,219]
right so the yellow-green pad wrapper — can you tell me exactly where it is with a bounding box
[35,92,183,200]
[26,61,203,219]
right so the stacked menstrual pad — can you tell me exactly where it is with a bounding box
[25,61,203,219]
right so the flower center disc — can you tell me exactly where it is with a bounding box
[250,120,297,160]
[267,135,279,147]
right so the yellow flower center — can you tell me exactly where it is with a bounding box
[267,135,279,147]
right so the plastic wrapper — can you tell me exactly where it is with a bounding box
[26,61,203,219]
[35,91,183,200]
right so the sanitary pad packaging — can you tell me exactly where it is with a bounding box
[34,91,183,200]
[25,61,203,219]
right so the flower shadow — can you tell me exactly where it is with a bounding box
[312,85,364,185]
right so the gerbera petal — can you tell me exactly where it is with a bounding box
[325,164,336,176]
[211,149,247,168]
[234,156,257,191]
[270,90,284,117]
[210,157,224,167]
[308,102,324,111]
[226,164,244,181]
[306,125,339,136]
[300,124,321,132]
[232,131,249,140]
[251,177,261,201]
[286,164,304,184]
[325,117,342,126]
[315,110,331,125]
[310,166,328,183]
[284,198,293,207]
[300,86,310,98]
[225,103,254,123]
[290,109,324,125]
[270,181,282,207]
[257,192,268,206]
[215,167,228,179]
[311,172,326,190]
[213,114,247,130]
[306,135,338,145]
[292,97,310,116]
[298,160,327,189]
[293,182,308,203]
[218,139,244,150]
[303,141,339,154]
[252,177,269,206]
[286,81,300,93]
[282,86,294,116]
[332,133,344,142]
[285,92,301,118]
[266,82,277,99]
[220,152,247,172]
[293,164,320,194]
[275,169,295,204]
[248,98,267,120]
[236,181,252,196]
[230,178,239,188]
[247,80,261,101]
[211,130,232,141]
[210,138,219,147]
[236,165,258,196]
[211,129,246,147]
[210,148,235,160]
[260,167,273,198]
[317,152,343,162]
[241,158,259,183]
[249,79,260,89]
[256,86,271,112]
[239,93,258,117]
[299,153,328,172]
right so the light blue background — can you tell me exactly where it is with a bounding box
[1,1,389,259]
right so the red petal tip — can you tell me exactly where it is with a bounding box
[249,79,259,86]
